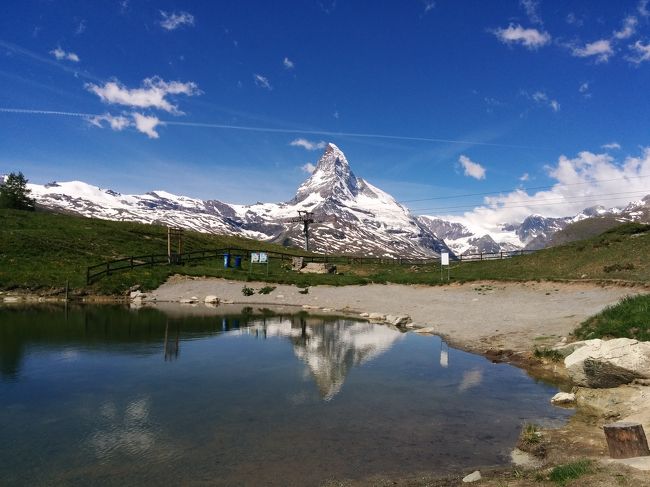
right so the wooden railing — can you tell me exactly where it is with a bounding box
[86,247,536,284]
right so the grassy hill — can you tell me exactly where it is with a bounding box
[1,209,649,295]
[548,216,627,247]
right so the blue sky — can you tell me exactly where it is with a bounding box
[1,0,650,221]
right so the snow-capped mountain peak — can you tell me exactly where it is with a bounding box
[294,142,359,203]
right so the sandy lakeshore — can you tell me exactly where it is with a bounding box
[147,277,642,354]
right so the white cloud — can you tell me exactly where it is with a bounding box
[87,113,130,131]
[566,12,583,26]
[519,172,530,181]
[494,24,551,50]
[458,155,486,180]
[333,110,340,119]
[579,82,590,94]
[520,0,542,25]
[301,162,317,174]
[613,16,637,40]
[283,57,294,69]
[422,0,435,13]
[159,11,195,31]
[290,138,327,151]
[87,112,162,138]
[85,77,200,114]
[50,46,80,62]
[437,148,650,238]
[602,142,621,150]
[132,113,162,139]
[627,40,650,64]
[639,0,650,17]
[253,74,272,90]
[75,20,87,35]
[571,39,613,63]
[530,90,560,111]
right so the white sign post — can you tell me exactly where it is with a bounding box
[250,252,269,276]
[440,252,450,281]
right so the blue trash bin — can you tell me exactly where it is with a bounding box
[234,256,242,268]
[223,254,230,268]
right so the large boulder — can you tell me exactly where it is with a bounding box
[565,338,650,388]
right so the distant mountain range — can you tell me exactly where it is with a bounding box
[22,143,650,258]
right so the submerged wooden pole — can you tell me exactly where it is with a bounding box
[604,422,650,459]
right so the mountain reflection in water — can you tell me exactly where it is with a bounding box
[0,305,403,400]
[233,318,403,399]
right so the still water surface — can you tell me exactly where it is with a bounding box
[0,305,571,485]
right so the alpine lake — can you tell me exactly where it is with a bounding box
[0,304,572,486]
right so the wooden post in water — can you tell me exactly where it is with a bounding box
[604,422,650,459]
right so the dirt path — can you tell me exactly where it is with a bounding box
[147,277,642,354]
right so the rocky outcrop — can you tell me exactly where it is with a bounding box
[564,338,650,388]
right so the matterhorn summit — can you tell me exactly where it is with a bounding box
[294,143,359,203]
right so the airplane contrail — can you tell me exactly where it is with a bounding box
[0,107,541,149]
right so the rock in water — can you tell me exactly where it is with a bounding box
[551,392,576,405]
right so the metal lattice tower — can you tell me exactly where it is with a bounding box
[288,211,315,251]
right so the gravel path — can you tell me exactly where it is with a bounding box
[147,277,643,353]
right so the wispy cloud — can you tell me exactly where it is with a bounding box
[570,39,613,63]
[602,142,621,150]
[613,16,637,40]
[493,24,551,50]
[520,0,542,25]
[283,57,294,69]
[88,113,130,131]
[85,77,201,114]
[639,0,650,17]
[132,113,163,138]
[578,81,591,97]
[253,74,272,90]
[458,155,486,180]
[421,0,435,13]
[75,19,87,35]
[87,112,162,139]
[50,46,80,62]
[290,138,326,151]
[301,162,316,174]
[159,11,195,31]
[627,40,650,64]
[529,90,560,112]
[566,12,583,27]
[519,172,530,181]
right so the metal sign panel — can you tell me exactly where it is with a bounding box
[251,252,260,263]
[258,252,268,263]
[441,252,449,266]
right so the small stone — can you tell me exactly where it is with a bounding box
[462,470,481,482]
[384,314,411,326]
[221,299,234,304]
[368,312,385,322]
[360,312,370,318]
[3,296,19,303]
[129,290,143,299]
[551,392,576,405]
[180,296,198,304]
[276,295,284,299]
[204,295,219,304]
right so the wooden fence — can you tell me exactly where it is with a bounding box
[86,247,536,284]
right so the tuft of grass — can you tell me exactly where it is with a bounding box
[520,423,541,445]
[533,347,563,362]
[241,286,255,296]
[574,294,650,341]
[257,285,276,295]
[548,459,592,486]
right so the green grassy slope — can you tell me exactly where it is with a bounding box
[1,209,649,295]
[0,209,310,294]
